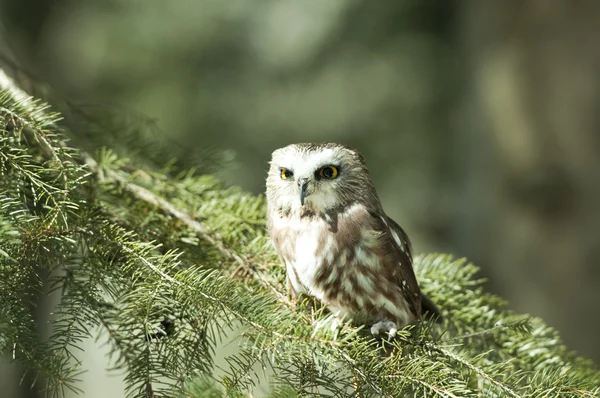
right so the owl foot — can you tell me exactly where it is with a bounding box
[370,321,397,339]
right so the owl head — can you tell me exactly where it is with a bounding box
[266,143,381,214]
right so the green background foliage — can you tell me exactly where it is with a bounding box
[3,3,600,366]
[1,78,599,397]
[2,0,600,396]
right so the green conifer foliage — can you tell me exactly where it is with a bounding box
[0,77,599,397]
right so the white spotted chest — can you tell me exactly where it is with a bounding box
[270,208,415,326]
[270,213,334,302]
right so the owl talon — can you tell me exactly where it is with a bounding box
[370,321,398,339]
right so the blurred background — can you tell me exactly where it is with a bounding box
[1,0,600,396]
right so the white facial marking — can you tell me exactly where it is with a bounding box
[270,146,349,212]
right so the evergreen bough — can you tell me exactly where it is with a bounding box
[0,73,599,398]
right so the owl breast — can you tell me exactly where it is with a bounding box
[270,213,335,302]
[268,203,415,327]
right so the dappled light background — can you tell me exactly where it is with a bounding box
[1,0,600,396]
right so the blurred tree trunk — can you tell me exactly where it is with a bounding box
[456,0,600,361]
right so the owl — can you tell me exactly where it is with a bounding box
[266,142,440,338]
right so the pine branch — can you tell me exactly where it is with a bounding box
[1,66,599,398]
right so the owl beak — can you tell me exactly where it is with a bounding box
[298,178,310,206]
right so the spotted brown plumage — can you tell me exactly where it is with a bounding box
[266,142,440,338]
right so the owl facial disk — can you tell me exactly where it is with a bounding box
[268,144,361,212]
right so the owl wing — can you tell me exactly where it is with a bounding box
[378,214,441,320]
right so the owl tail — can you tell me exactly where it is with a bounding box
[421,294,443,323]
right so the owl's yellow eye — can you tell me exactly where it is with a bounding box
[319,166,338,179]
[280,168,294,180]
